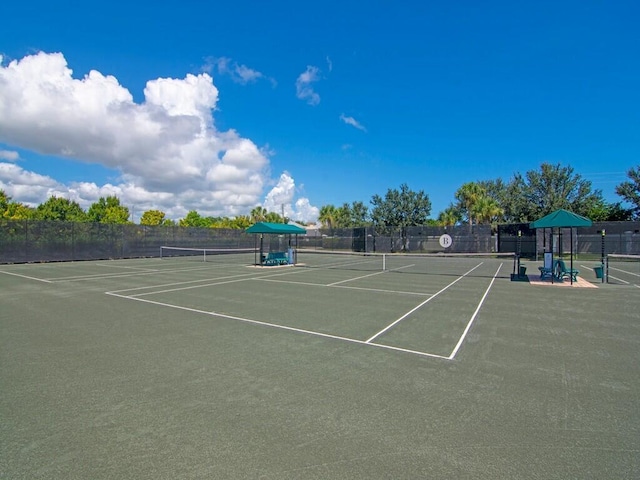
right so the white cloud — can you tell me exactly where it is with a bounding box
[295,66,321,106]
[0,52,319,222]
[0,150,19,161]
[339,113,367,132]
[263,172,318,223]
[326,56,333,72]
[294,197,319,223]
[206,56,276,87]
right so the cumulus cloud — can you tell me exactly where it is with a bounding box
[339,113,367,132]
[295,66,321,106]
[0,51,317,221]
[262,172,318,223]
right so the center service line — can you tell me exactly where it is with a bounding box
[364,262,484,344]
[448,263,503,360]
[105,291,449,359]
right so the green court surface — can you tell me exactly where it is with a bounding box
[1,255,638,479]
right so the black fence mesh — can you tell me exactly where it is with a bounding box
[495,221,640,259]
[299,225,495,254]
[1,220,638,264]
[0,220,255,264]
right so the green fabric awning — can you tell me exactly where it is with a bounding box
[246,222,307,235]
[528,209,592,285]
[529,209,593,229]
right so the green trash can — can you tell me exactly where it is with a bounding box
[594,265,603,279]
[519,265,527,276]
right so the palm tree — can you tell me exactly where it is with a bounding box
[318,204,337,229]
[437,205,462,226]
[473,196,503,225]
[455,182,486,226]
[250,206,268,223]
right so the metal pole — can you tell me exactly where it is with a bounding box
[601,229,606,283]
[517,230,522,276]
[570,227,573,285]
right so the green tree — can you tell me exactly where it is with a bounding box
[179,210,207,227]
[603,202,633,221]
[229,215,252,229]
[504,163,603,222]
[36,196,87,222]
[584,198,635,222]
[335,203,352,228]
[478,179,508,223]
[472,195,503,225]
[87,196,130,224]
[350,201,369,227]
[250,206,268,223]
[264,211,285,223]
[0,190,35,219]
[140,209,166,226]
[318,204,338,229]
[3,201,35,220]
[370,184,431,250]
[437,204,462,226]
[454,182,485,226]
[615,165,640,219]
[319,201,369,228]
[0,190,8,215]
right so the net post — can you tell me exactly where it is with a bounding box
[382,253,386,271]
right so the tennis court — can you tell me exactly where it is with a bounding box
[602,254,640,286]
[1,252,639,478]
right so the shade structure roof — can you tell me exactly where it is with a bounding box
[245,222,307,235]
[529,209,593,229]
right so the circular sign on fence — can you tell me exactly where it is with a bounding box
[439,233,453,249]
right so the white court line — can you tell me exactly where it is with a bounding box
[254,277,431,296]
[610,276,630,285]
[47,264,247,282]
[327,264,413,286]
[448,263,503,360]
[109,271,263,294]
[0,270,53,283]
[606,274,630,285]
[124,275,264,297]
[308,258,382,270]
[105,291,449,360]
[608,266,640,278]
[104,260,505,360]
[365,262,484,344]
[95,263,159,272]
[328,269,388,286]
[112,265,312,295]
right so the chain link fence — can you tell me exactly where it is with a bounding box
[1,220,638,264]
[0,220,255,264]
[298,225,495,254]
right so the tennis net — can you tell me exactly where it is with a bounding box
[605,254,640,285]
[295,249,516,277]
[160,246,258,264]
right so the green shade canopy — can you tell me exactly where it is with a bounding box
[246,222,307,234]
[529,209,593,229]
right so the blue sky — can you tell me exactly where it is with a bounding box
[1,0,638,222]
